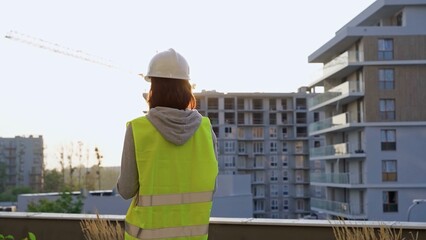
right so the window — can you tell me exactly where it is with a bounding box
[253,185,264,197]
[207,98,218,110]
[269,113,277,125]
[253,99,263,110]
[252,127,264,138]
[271,199,279,211]
[382,160,397,181]
[295,141,304,153]
[237,98,245,110]
[380,99,395,120]
[254,200,265,212]
[269,99,276,110]
[269,127,277,138]
[379,69,395,89]
[254,156,265,168]
[270,141,278,153]
[238,128,245,139]
[224,141,235,153]
[283,185,289,196]
[281,155,288,167]
[208,112,219,125]
[253,171,264,183]
[269,155,278,168]
[378,39,393,60]
[295,170,304,183]
[224,127,234,138]
[283,198,289,211]
[282,170,289,182]
[224,98,234,110]
[253,113,263,124]
[224,156,236,168]
[281,99,287,110]
[383,191,398,212]
[281,114,288,124]
[238,142,246,154]
[238,112,245,124]
[225,112,235,124]
[270,184,279,197]
[270,170,279,182]
[282,128,288,138]
[271,213,279,219]
[381,129,396,151]
[282,142,288,152]
[253,142,264,154]
[296,200,305,211]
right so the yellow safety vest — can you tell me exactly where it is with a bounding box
[125,116,218,240]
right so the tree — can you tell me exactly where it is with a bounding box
[0,186,32,202]
[43,169,64,192]
[27,191,84,213]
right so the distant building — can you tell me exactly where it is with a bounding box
[307,0,426,221]
[194,90,320,219]
[0,136,44,192]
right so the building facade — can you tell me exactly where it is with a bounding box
[307,0,426,221]
[194,90,317,219]
[0,136,44,192]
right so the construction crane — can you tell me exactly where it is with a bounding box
[4,30,139,76]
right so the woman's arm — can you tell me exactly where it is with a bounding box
[116,123,139,199]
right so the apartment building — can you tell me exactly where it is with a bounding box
[307,0,426,221]
[194,90,317,219]
[0,136,44,192]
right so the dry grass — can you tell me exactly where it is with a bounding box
[331,218,419,240]
[80,213,124,240]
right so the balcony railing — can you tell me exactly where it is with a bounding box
[310,143,365,159]
[309,112,350,133]
[308,80,363,110]
[1,212,426,240]
[311,198,364,217]
[311,172,349,184]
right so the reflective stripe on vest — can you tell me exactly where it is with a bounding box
[126,221,209,239]
[136,191,213,207]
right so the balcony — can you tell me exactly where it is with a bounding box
[308,112,363,136]
[311,198,366,219]
[310,172,362,185]
[1,212,426,240]
[308,80,364,111]
[309,143,365,160]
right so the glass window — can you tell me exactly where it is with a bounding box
[383,191,398,212]
[224,141,235,153]
[381,129,396,151]
[269,127,277,139]
[380,99,395,120]
[269,113,277,125]
[281,155,288,167]
[270,170,279,182]
[282,170,289,182]
[253,142,264,154]
[224,156,236,168]
[283,185,289,196]
[270,141,278,153]
[270,185,279,197]
[379,69,395,90]
[238,142,246,154]
[271,199,279,211]
[382,160,397,181]
[378,39,393,60]
[269,155,278,168]
[252,127,264,138]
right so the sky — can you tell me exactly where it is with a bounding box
[0,0,375,169]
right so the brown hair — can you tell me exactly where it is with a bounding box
[147,77,196,110]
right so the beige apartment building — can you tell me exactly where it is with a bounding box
[194,90,319,219]
[307,0,426,221]
[0,136,44,192]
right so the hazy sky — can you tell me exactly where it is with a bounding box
[0,0,375,168]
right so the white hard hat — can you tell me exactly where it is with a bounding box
[143,48,190,82]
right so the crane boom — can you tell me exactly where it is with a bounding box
[4,30,137,75]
